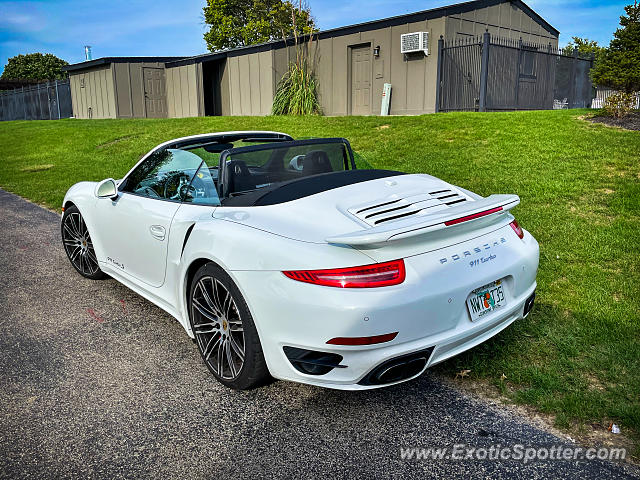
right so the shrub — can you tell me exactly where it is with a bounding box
[272,57,321,115]
[271,8,321,116]
[602,91,636,117]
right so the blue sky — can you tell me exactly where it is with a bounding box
[0,0,629,74]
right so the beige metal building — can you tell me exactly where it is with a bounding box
[64,0,558,119]
[65,57,183,119]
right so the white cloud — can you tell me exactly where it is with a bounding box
[0,2,46,32]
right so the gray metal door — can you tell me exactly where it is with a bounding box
[350,45,372,115]
[143,68,167,118]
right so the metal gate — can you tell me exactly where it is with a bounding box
[436,32,595,112]
[437,38,482,112]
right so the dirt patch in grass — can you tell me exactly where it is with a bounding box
[20,164,54,173]
[96,135,137,149]
[590,112,640,131]
[446,375,639,464]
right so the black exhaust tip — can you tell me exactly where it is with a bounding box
[358,347,434,386]
[523,291,536,317]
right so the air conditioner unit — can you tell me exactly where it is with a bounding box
[401,32,429,55]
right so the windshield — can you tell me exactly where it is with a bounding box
[221,139,354,197]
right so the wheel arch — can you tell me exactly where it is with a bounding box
[185,257,220,302]
[180,255,269,356]
[181,256,227,337]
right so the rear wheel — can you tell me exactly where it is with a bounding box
[189,263,270,390]
[61,205,106,280]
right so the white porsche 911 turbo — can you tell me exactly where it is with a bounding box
[61,131,538,390]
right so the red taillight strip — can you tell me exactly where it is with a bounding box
[283,259,405,288]
[327,332,398,345]
[510,219,524,239]
[444,206,503,226]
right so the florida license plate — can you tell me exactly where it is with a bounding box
[466,280,506,321]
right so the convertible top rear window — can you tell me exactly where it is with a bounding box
[219,138,356,199]
[222,169,405,207]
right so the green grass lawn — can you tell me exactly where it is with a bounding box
[1,110,638,452]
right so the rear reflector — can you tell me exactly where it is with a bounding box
[444,206,503,226]
[283,259,405,288]
[327,332,398,345]
[510,219,524,239]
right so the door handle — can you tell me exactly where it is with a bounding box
[149,225,166,241]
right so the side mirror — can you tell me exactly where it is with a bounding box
[95,178,118,199]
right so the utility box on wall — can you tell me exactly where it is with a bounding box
[380,83,392,115]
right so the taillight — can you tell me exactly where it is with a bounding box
[283,259,406,288]
[510,219,524,239]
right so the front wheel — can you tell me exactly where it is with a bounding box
[189,263,270,390]
[61,205,106,280]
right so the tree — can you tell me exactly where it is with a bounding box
[561,37,604,58]
[1,53,69,81]
[591,1,640,93]
[203,0,315,52]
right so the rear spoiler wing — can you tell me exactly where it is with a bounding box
[326,194,519,246]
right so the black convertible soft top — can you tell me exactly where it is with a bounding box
[222,169,405,207]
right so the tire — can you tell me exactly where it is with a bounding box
[189,262,271,390]
[61,205,107,280]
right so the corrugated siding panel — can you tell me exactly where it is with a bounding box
[166,67,174,117]
[247,54,259,113]
[165,64,200,118]
[129,65,144,117]
[187,64,197,116]
[445,2,558,46]
[238,55,251,115]
[389,24,409,113]
[370,27,391,114]
[70,66,115,119]
[315,38,333,115]
[220,59,231,115]
[228,57,240,115]
[223,50,276,116]
[258,50,272,114]
[69,75,80,118]
[424,18,446,112]
[114,63,132,118]
[406,21,427,112]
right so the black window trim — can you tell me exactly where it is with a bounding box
[117,132,294,194]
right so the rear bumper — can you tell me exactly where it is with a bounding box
[231,225,539,390]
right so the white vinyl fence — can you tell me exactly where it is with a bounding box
[591,88,640,109]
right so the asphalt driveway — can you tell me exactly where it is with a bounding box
[0,188,636,479]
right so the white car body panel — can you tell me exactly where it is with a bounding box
[62,131,539,390]
[92,193,181,287]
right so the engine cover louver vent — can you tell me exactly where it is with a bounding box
[349,189,468,227]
